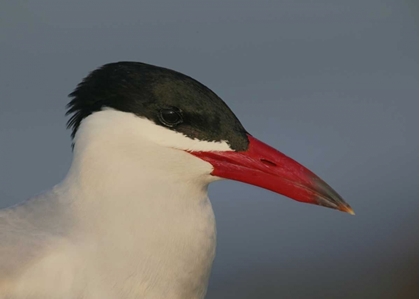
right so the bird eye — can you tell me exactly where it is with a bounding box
[158,107,183,127]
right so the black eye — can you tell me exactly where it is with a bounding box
[158,107,183,127]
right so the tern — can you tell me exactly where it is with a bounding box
[0,62,353,299]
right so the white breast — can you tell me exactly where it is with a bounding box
[1,109,223,299]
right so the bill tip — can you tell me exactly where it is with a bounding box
[339,205,355,215]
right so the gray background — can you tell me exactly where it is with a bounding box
[0,1,418,298]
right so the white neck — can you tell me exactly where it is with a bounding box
[55,110,228,299]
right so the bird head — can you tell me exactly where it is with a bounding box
[67,61,353,214]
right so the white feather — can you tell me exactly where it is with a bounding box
[0,109,228,299]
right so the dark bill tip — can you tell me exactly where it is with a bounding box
[312,176,355,215]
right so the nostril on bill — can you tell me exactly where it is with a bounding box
[260,158,277,167]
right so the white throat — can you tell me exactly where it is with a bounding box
[54,109,232,299]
